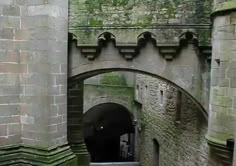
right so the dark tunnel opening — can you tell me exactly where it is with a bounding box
[83,103,135,162]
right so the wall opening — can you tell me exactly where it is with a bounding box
[153,139,160,166]
[160,90,164,105]
[83,103,135,163]
[175,90,182,123]
[68,70,208,165]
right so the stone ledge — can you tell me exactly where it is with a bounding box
[206,135,233,165]
[70,143,90,166]
[206,135,227,146]
[0,144,77,166]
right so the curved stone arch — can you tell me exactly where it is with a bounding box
[70,68,208,119]
[83,102,135,128]
[83,98,133,114]
[69,31,211,119]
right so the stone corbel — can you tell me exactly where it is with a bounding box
[137,32,180,61]
[158,45,179,61]
[79,46,100,61]
[118,46,138,61]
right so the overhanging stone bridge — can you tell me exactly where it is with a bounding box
[69,31,211,115]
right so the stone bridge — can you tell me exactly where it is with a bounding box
[0,0,236,165]
[69,31,211,116]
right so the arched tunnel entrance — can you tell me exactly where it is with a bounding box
[83,103,135,163]
[67,70,208,166]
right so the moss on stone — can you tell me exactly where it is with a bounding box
[89,18,103,26]
[69,0,212,28]
[214,1,236,13]
[100,73,127,86]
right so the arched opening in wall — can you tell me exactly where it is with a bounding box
[68,69,208,165]
[68,30,211,165]
[153,139,160,166]
[83,103,135,162]
[69,69,208,119]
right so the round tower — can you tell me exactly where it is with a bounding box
[208,0,236,165]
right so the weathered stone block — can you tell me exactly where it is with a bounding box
[0,74,18,85]
[227,68,236,78]
[230,79,236,88]
[2,5,20,16]
[0,105,18,116]
[0,116,19,125]
[0,50,19,63]
[0,96,19,105]
[213,95,233,107]
[211,77,218,86]
[58,104,67,115]
[21,116,34,125]
[8,124,20,135]
[218,78,229,87]
[0,85,20,95]
[28,5,67,18]
[0,1,13,5]
[0,16,20,28]
[54,95,66,104]
[0,135,20,146]
[0,124,7,136]
[21,16,52,29]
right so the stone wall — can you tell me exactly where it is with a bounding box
[0,0,69,148]
[69,0,212,48]
[0,1,77,165]
[0,0,21,146]
[84,72,135,114]
[207,1,236,165]
[17,0,68,148]
[208,10,236,145]
[135,74,214,166]
[82,71,216,165]
[69,0,212,28]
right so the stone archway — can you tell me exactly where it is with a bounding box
[67,69,208,166]
[83,103,135,163]
[68,31,211,113]
[84,98,132,115]
[67,31,211,166]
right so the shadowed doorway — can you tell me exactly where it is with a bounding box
[83,103,135,162]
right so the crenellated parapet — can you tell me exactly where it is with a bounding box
[70,31,212,62]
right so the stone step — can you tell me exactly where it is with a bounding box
[90,162,139,166]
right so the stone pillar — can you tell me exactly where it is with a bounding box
[0,0,77,165]
[207,1,236,165]
[0,2,21,164]
[68,81,90,166]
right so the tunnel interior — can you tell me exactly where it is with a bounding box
[83,103,135,162]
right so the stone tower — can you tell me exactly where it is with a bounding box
[0,0,77,165]
[207,0,236,164]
